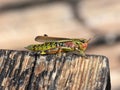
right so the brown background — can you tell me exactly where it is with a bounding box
[0,0,120,90]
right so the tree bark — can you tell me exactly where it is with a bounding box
[0,49,111,90]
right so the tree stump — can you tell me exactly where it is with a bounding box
[0,49,111,90]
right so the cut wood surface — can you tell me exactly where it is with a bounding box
[0,50,111,90]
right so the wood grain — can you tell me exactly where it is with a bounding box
[0,50,111,90]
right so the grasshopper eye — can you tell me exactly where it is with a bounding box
[81,40,85,43]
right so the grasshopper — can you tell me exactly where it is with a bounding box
[25,34,90,57]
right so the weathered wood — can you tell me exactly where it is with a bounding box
[0,49,111,90]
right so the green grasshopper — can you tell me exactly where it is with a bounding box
[25,35,90,57]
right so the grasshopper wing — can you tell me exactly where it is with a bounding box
[35,36,72,42]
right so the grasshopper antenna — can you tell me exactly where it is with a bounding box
[87,38,91,43]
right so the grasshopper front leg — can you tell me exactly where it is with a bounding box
[75,48,87,58]
[78,50,88,58]
[79,51,86,56]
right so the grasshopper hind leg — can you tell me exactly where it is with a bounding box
[39,50,46,55]
[55,48,63,58]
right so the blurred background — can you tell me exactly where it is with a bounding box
[0,0,120,89]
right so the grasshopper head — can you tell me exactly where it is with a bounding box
[77,38,90,51]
